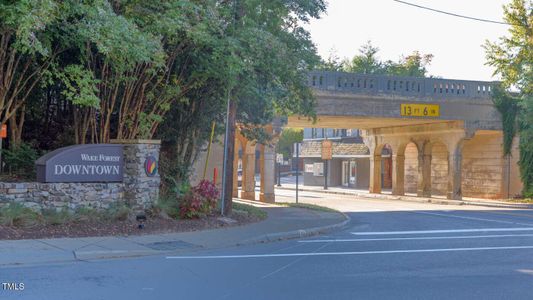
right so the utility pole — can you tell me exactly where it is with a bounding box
[220,95,236,215]
[220,0,241,216]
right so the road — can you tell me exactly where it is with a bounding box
[3,190,533,300]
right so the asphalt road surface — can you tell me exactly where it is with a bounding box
[3,190,533,300]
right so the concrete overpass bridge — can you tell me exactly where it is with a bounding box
[288,71,522,200]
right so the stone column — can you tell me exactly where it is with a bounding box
[111,139,161,212]
[369,155,382,194]
[241,143,256,200]
[392,154,405,195]
[259,144,276,203]
[447,144,463,200]
[417,152,432,197]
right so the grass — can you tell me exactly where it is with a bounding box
[0,203,133,228]
[153,196,181,219]
[232,202,268,220]
[277,202,339,213]
[0,203,41,227]
[505,198,533,204]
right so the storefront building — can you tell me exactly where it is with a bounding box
[300,128,392,190]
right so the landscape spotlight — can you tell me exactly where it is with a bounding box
[136,214,146,229]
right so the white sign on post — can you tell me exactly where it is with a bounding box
[276,153,284,164]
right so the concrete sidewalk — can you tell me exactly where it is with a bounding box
[0,200,348,266]
[276,183,533,209]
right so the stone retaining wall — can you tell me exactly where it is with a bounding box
[0,182,124,211]
[0,140,160,212]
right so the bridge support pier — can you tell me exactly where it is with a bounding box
[259,144,276,203]
[446,139,464,200]
[417,144,432,198]
[369,154,382,194]
[241,143,256,200]
[392,154,405,196]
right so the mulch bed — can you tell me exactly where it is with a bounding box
[0,213,264,240]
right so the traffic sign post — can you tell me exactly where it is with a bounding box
[321,140,332,190]
[276,153,283,187]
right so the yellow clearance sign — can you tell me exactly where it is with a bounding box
[400,104,440,117]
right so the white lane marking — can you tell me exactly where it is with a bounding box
[351,227,533,235]
[412,211,533,226]
[167,245,533,259]
[300,233,533,243]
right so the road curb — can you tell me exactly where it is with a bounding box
[0,208,350,266]
[73,249,164,261]
[276,186,533,210]
[237,211,351,246]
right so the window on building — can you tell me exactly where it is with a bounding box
[347,129,360,137]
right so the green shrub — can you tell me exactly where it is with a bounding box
[178,180,219,219]
[2,143,39,177]
[0,203,41,228]
[105,203,131,221]
[73,207,100,222]
[153,196,180,219]
[42,208,72,225]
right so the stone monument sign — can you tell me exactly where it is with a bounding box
[36,144,123,183]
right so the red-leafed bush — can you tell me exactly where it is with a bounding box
[179,180,219,219]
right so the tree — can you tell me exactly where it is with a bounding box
[276,128,303,158]
[484,0,533,197]
[383,51,433,77]
[218,0,326,214]
[0,0,61,147]
[339,41,433,77]
[319,48,344,71]
[343,41,383,74]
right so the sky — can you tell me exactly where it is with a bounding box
[305,0,512,81]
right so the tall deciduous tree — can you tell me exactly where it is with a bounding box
[484,0,533,197]
[276,128,303,159]
[343,41,383,74]
[218,0,326,213]
[325,41,433,78]
[0,0,60,147]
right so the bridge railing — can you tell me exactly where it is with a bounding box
[308,71,497,99]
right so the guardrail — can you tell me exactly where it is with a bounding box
[308,71,498,99]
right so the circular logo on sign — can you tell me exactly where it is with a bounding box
[144,156,158,177]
